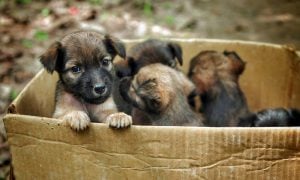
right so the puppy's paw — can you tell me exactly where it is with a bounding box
[106,112,132,128]
[62,111,90,131]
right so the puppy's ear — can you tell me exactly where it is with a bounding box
[223,50,246,75]
[40,41,63,74]
[168,43,183,66]
[104,35,126,59]
[115,59,132,78]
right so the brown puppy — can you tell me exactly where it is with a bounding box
[120,63,203,126]
[188,50,249,127]
[115,39,183,78]
[40,31,132,131]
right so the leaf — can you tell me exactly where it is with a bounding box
[10,90,18,100]
[34,30,48,41]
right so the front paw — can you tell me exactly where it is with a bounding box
[62,111,90,131]
[106,112,132,128]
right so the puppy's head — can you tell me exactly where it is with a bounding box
[188,50,246,93]
[40,31,126,104]
[120,63,191,114]
[115,39,182,78]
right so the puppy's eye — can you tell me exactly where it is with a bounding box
[71,66,81,73]
[150,99,161,108]
[102,56,111,66]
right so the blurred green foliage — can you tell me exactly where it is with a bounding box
[10,90,18,101]
[21,39,33,48]
[16,0,31,4]
[34,30,49,41]
[143,1,152,17]
[89,0,102,5]
[165,15,175,26]
[41,8,50,17]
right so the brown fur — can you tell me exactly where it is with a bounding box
[120,63,204,126]
[40,31,132,131]
[115,39,196,121]
[188,50,249,126]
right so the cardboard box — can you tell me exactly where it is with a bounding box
[3,39,300,179]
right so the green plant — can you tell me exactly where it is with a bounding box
[34,30,48,41]
[10,90,18,100]
[143,1,152,17]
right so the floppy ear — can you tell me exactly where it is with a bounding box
[223,50,246,75]
[104,34,126,59]
[168,42,183,66]
[40,41,63,74]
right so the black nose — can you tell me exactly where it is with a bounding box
[94,83,106,95]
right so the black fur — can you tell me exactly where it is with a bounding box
[201,80,249,126]
[188,50,249,126]
[115,39,183,78]
[238,108,300,127]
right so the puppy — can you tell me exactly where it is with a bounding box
[188,50,249,126]
[114,39,189,117]
[115,39,183,78]
[120,63,203,126]
[40,31,132,131]
[238,108,300,127]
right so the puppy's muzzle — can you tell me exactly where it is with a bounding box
[94,83,107,95]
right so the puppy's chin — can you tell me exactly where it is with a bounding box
[82,94,110,104]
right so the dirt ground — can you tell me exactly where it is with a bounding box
[0,0,299,178]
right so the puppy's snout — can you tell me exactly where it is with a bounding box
[94,83,106,95]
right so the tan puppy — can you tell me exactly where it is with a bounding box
[40,31,132,131]
[120,63,203,126]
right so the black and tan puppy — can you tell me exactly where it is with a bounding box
[40,31,132,131]
[188,50,249,127]
[238,108,300,127]
[120,63,203,126]
[115,39,183,78]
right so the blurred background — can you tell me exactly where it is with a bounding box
[0,0,299,178]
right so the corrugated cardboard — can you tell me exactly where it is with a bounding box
[3,39,300,179]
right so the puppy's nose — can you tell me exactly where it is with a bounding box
[94,83,106,95]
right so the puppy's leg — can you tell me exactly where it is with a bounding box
[88,96,132,128]
[54,91,90,131]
